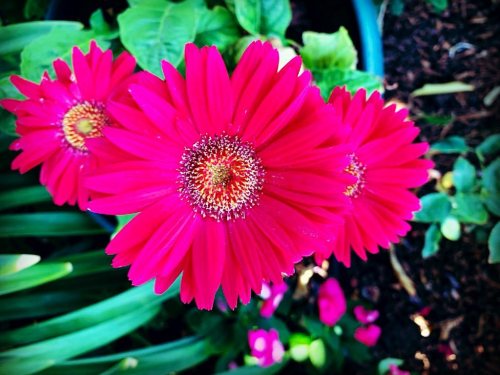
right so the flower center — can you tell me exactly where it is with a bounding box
[179,134,265,221]
[62,101,109,151]
[344,154,366,198]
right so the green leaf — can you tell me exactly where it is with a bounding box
[452,193,489,224]
[0,280,179,346]
[413,193,451,223]
[430,136,469,154]
[312,68,383,100]
[426,0,448,12]
[0,186,51,211]
[377,358,404,375]
[488,222,500,264]
[419,114,453,126]
[20,28,109,81]
[482,158,500,194]
[0,254,40,276]
[440,215,461,241]
[0,212,107,237]
[452,157,476,192]
[23,0,51,20]
[411,81,474,96]
[300,28,357,70]
[0,262,72,296]
[89,9,119,40]
[422,224,442,258]
[0,75,22,136]
[309,339,326,368]
[476,134,500,161]
[0,304,160,374]
[195,6,240,51]
[56,250,111,278]
[232,0,291,37]
[118,0,198,76]
[0,21,83,55]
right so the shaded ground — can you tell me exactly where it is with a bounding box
[341,0,500,374]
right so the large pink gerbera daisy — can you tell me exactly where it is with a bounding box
[86,42,351,309]
[315,87,433,266]
[0,41,136,209]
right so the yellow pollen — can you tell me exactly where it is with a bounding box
[344,154,366,198]
[209,164,232,186]
[62,101,108,151]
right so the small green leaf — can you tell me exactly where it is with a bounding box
[452,193,489,224]
[89,9,119,39]
[419,114,453,126]
[488,222,500,264]
[195,6,240,51]
[234,0,260,34]
[0,262,72,296]
[309,339,326,368]
[426,0,448,12]
[476,134,500,161]
[422,224,442,258]
[0,21,83,55]
[0,254,40,276]
[118,0,198,75]
[452,157,476,192]
[56,250,110,278]
[301,28,357,70]
[232,0,291,37]
[412,81,474,97]
[413,193,451,223]
[312,68,383,100]
[289,333,311,362]
[377,358,404,375]
[0,186,51,211]
[482,158,500,194]
[430,136,469,154]
[0,212,107,237]
[440,215,461,241]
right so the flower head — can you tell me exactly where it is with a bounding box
[260,281,288,318]
[248,328,284,367]
[353,305,379,324]
[389,363,410,375]
[318,278,346,326]
[316,87,433,266]
[354,324,382,347]
[1,41,136,209]
[86,42,350,309]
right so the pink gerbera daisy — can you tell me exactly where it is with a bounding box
[0,41,136,209]
[315,87,433,266]
[85,42,351,309]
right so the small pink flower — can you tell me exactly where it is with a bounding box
[354,324,381,347]
[260,281,288,318]
[389,363,410,375]
[318,278,346,326]
[248,329,284,367]
[353,305,379,324]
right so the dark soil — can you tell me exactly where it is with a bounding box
[341,0,500,374]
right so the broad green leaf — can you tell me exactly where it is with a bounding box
[0,21,83,55]
[289,333,310,362]
[488,222,500,264]
[195,6,240,51]
[377,358,404,375]
[0,262,72,296]
[482,158,500,194]
[0,254,40,276]
[0,280,179,346]
[452,157,476,192]
[312,68,382,100]
[301,28,357,70]
[440,215,461,241]
[411,81,474,96]
[0,212,107,237]
[89,9,119,40]
[233,0,291,37]
[0,75,22,136]
[46,337,212,375]
[413,193,451,223]
[422,224,441,258]
[430,136,469,154]
[309,339,326,368]
[56,250,111,278]
[476,134,500,161]
[20,28,109,81]
[0,186,51,211]
[452,193,489,224]
[0,304,160,375]
[118,0,198,76]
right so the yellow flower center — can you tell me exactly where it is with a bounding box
[344,154,366,198]
[62,102,109,151]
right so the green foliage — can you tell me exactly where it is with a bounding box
[453,157,476,192]
[0,186,51,211]
[430,136,469,154]
[476,134,500,162]
[422,224,441,258]
[231,0,291,37]
[411,81,474,96]
[413,193,451,223]
[488,222,500,264]
[0,254,40,276]
[195,6,240,50]
[377,358,404,375]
